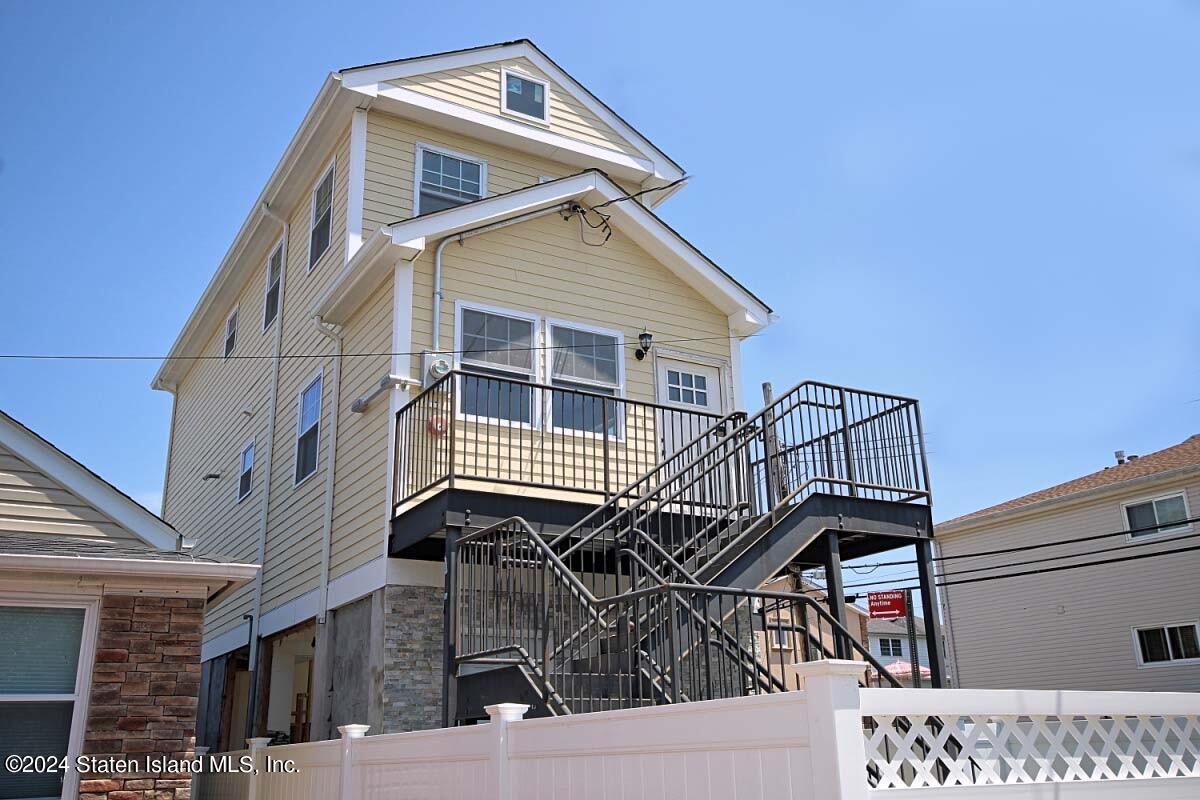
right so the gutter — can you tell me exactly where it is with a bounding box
[311,315,343,623]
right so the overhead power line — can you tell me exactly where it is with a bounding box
[0,332,759,364]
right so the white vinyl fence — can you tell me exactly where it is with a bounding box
[194,661,1200,800]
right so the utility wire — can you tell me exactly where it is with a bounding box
[841,514,1200,569]
[0,332,759,363]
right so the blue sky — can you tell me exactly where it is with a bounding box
[1,0,1197,593]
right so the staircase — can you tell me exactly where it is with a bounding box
[449,379,933,722]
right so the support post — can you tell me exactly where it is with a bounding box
[442,525,461,727]
[761,383,783,508]
[485,703,529,800]
[246,737,271,800]
[823,529,849,659]
[338,723,370,800]
[789,660,870,800]
[915,537,946,688]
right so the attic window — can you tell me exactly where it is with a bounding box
[502,69,548,122]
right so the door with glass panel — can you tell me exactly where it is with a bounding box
[0,603,89,800]
[655,357,727,507]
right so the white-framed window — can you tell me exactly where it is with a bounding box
[457,305,537,425]
[1133,622,1200,666]
[500,67,549,123]
[770,624,791,650]
[295,373,323,484]
[223,307,238,359]
[547,320,623,436]
[262,241,284,330]
[665,368,710,407]
[416,145,486,214]
[879,638,903,658]
[0,597,97,800]
[1123,491,1191,539]
[308,160,335,270]
[237,440,255,502]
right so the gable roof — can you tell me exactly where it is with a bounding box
[152,40,694,393]
[939,433,1200,533]
[0,410,180,550]
[338,39,684,185]
[313,170,773,332]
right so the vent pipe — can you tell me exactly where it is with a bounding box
[1114,450,1126,465]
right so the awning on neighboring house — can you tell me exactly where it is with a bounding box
[873,660,932,682]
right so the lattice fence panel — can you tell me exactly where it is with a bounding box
[863,713,1200,789]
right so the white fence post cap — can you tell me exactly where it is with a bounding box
[485,703,531,723]
[247,737,272,750]
[788,659,870,686]
[338,724,371,738]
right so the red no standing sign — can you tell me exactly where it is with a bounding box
[868,590,907,620]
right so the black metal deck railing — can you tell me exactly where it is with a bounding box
[392,370,723,509]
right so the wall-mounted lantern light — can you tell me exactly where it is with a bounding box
[635,330,653,361]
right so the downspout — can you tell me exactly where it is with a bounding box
[312,315,342,623]
[246,200,288,737]
[429,203,572,352]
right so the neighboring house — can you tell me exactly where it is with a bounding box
[154,39,941,746]
[756,573,872,686]
[0,410,255,800]
[937,435,1200,692]
[866,616,932,687]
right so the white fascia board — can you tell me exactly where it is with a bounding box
[153,76,359,391]
[0,553,258,587]
[361,83,656,182]
[312,228,427,324]
[0,414,180,550]
[339,41,683,182]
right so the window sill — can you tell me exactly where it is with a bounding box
[1126,523,1193,542]
[1136,657,1200,669]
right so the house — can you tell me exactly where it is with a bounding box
[865,616,932,687]
[0,409,255,800]
[937,434,1200,692]
[153,39,944,745]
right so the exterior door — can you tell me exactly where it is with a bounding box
[655,356,724,459]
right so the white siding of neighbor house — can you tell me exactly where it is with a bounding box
[938,475,1200,692]
[0,443,140,540]
[868,632,930,672]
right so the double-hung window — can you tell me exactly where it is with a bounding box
[417,147,484,214]
[224,308,238,359]
[459,308,535,424]
[309,162,334,270]
[295,375,322,483]
[263,243,283,329]
[1135,622,1200,665]
[0,602,91,800]
[770,624,791,650]
[1124,492,1190,538]
[548,323,621,435]
[238,441,255,502]
[879,638,903,658]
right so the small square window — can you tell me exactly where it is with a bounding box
[502,69,548,122]
[666,369,711,408]
[879,638,903,658]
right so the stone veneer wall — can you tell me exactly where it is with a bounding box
[381,585,443,733]
[79,594,203,800]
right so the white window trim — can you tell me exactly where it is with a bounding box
[307,158,336,273]
[545,315,626,441]
[223,305,239,360]
[237,438,255,503]
[262,237,285,333]
[413,143,488,217]
[769,623,791,650]
[453,301,541,431]
[499,66,551,125]
[1121,490,1193,541]
[294,370,324,487]
[0,593,100,800]
[1131,620,1200,668]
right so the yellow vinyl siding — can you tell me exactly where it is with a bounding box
[364,111,583,232]
[390,58,639,158]
[328,270,394,579]
[165,125,354,641]
[0,443,138,540]
[938,478,1200,692]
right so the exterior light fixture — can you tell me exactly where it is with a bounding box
[636,330,653,360]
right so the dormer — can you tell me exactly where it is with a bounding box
[339,40,685,207]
